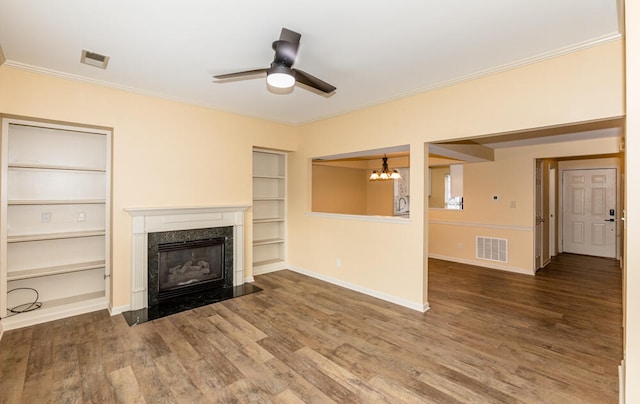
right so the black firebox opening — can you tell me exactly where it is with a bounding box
[147,226,234,307]
[157,237,225,301]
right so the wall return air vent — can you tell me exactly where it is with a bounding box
[80,49,110,69]
[476,236,508,263]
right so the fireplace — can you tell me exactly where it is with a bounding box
[124,205,255,320]
[123,206,262,325]
[147,226,233,306]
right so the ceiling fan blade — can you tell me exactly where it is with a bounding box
[272,28,301,66]
[214,68,267,80]
[293,69,336,93]
[279,28,301,47]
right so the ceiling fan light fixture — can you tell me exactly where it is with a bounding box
[267,64,295,89]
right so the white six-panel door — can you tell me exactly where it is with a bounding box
[562,168,616,258]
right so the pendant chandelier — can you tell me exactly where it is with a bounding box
[369,155,401,181]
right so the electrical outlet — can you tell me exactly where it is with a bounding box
[336,258,342,268]
[77,212,86,222]
[510,200,517,208]
[41,212,52,223]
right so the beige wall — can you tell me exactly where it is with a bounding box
[366,181,394,216]
[429,137,622,273]
[0,66,298,308]
[290,39,624,310]
[625,0,640,400]
[312,164,367,214]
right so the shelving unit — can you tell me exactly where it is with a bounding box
[1,118,111,330]
[252,149,287,274]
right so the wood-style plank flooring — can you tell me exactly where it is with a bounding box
[0,254,622,403]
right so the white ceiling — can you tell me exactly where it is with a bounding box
[0,0,622,125]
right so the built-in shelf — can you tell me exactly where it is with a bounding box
[8,230,105,243]
[7,260,106,281]
[252,150,286,273]
[1,118,111,331]
[8,163,106,172]
[8,199,106,205]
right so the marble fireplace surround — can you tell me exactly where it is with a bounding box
[125,205,249,311]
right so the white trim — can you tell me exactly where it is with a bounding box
[287,265,429,312]
[109,304,130,316]
[429,219,533,232]
[125,205,251,217]
[428,253,534,275]
[619,360,625,404]
[306,211,411,224]
[244,276,255,283]
[124,205,249,310]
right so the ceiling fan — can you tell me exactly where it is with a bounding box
[214,28,336,94]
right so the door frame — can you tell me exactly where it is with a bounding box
[534,159,553,270]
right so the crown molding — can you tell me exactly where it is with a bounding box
[2,32,622,126]
[307,32,623,126]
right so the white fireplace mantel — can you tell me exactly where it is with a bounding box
[125,205,250,311]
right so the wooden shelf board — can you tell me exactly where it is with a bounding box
[253,238,285,246]
[7,260,106,281]
[253,197,285,201]
[8,199,106,205]
[41,291,106,308]
[252,175,285,179]
[8,230,105,243]
[8,163,106,172]
[253,218,284,224]
[253,258,285,267]
[2,292,107,330]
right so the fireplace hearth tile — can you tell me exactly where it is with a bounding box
[122,283,261,326]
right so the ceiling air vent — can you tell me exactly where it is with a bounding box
[80,49,110,69]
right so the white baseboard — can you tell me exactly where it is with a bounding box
[619,360,625,404]
[244,276,255,283]
[109,304,131,316]
[428,253,534,275]
[288,265,429,313]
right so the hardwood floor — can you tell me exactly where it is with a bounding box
[0,254,622,403]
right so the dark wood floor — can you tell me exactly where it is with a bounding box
[0,254,622,403]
